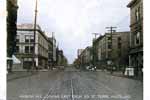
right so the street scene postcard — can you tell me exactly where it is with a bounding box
[2,0,145,100]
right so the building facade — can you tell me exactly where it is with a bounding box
[7,0,18,72]
[48,37,57,69]
[15,24,49,70]
[77,47,92,69]
[77,49,84,57]
[56,50,68,66]
[93,31,130,70]
[127,0,143,77]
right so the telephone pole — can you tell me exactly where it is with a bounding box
[106,26,117,74]
[32,0,38,71]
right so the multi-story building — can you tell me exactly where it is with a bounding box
[84,47,93,66]
[14,24,49,70]
[51,33,57,66]
[56,50,68,66]
[47,37,56,69]
[93,31,130,70]
[7,0,18,72]
[78,46,92,69]
[127,0,143,77]
[77,49,84,57]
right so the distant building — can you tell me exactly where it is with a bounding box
[56,50,68,66]
[48,36,57,69]
[15,24,49,70]
[127,0,143,77]
[83,47,92,66]
[77,49,84,57]
[93,31,130,70]
[52,37,57,64]
[77,47,92,69]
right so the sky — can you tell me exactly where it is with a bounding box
[17,0,131,64]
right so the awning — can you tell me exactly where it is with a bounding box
[7,55,21,64]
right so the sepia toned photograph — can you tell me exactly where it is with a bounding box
[3,0,144,100]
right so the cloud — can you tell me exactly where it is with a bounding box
[17,0,130,64]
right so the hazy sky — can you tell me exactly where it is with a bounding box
[17,0,130,64]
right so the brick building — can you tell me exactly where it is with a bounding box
[14,24,49,70]
[93,31,130,70]
[7,0,18,72]
[127,0,143,77]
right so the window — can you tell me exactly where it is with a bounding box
[16,35,20,43]
[135,6,140,21]
[135,32,140,45]
[25,36,30,43]
[118,37,121,41]
[30,36,34,43]
[118,51,121,57]
[107,37,111,40]
[138,6,141,19]
[108,42,112,49]
[30,46,34,53]
[15,46,19,53]
[118,43,122,49]
[118,37,121,49]
[25,46,29,53]
[108,51,111,57]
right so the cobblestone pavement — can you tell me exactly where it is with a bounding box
[7,66,143,100]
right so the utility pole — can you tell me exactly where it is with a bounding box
[106,26,117,74]
[32,0,38,71]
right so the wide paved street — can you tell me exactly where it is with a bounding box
[7,66,143,100]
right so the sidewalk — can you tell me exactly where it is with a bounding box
[7,71,38,81]
[107,71,143,81]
